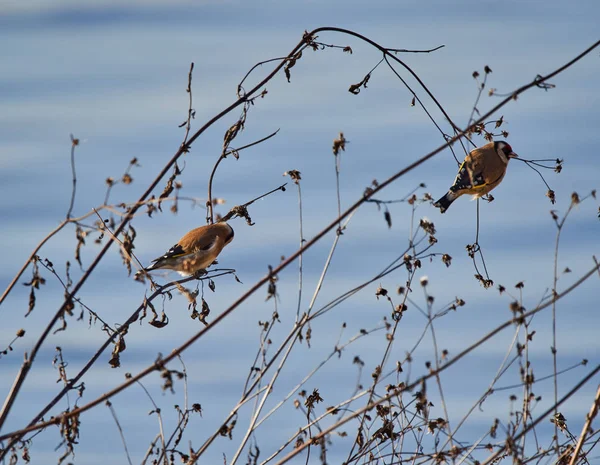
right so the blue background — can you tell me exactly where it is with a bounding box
[1,1,599,463]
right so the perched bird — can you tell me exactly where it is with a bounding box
[143,222,234,276]
[433,141,518,213]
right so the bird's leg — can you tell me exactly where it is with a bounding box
[192,269,208,280]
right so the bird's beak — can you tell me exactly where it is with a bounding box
[508,152,518,159]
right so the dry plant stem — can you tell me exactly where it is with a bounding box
[312,239,434,321]
[37,259,115,333]
[275,362,600,465]
[157,412,190,465]
[242,311,279,395]
[254,324,384,432]
[0,40,598,442]
[0,23,300,431]
[260,391,370,465]
[179,355,189,412]
[66,135,78,219]
[0,34,597,452]
[237,56,293,94]
[158,358,191,461]
[136,381,167,465]
[257,247,430,460]
[567,384,600,465]
[552,199,577,454]
[383,55,461,164]
[106,401,134,465]
[441,325,522,453]
[342,233,437,460]
[334,146,343,232]
[248,297,278,438]
[194,388,268,457]
[479,368,600,465]
[387,44,445,54]
[359,33,461,134]
[455,434,492,465]
[475,198,491,281]
[345,271,417,463]
[0,218,67,309]
[306,210,357,315]
[295,181,304,322]
[207,129,280,224]
[466,72,489,147]
[194,318,307,458]
[495,360,587,392]
[93,208,146,273]
[228,328,302,465]
[220,183,287,223]
[0,272,217,445]
[517,159,555,192]
[141,433,162,465]
[181,62,195,145]
[425,290,455,448]
[0,194,199,309]
[520,316,532,453]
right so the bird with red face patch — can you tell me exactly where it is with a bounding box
[434,141,518,213]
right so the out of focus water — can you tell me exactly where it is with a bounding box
[1,2,599,464]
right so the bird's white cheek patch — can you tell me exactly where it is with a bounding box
[497,150,508,164]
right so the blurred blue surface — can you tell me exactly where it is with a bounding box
[1,2,599,463]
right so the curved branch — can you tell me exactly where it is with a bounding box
[0,28,309,433]
[2,140,599,448]
[207,129,280,224]
[0,32,597,456]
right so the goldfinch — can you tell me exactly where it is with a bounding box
[143,222,234,276]
[433,141,518,213]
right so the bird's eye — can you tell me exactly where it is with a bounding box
[502,144,512,155]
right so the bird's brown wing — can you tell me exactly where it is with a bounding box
[177,225,221,254]
[150,225,214,263]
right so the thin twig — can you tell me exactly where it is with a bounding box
[181,62,195,145]
[386,44,445,54]
[0,30,298,429]
[207,129,280,224]
[276,362,600,465]
[66,134,79,219]
[137,380,167,465]
[106,400,134,465]
[1,33,597,457]
[0,195,202,309]
[567,384,600,465]
[294,180,304,322]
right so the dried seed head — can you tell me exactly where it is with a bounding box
[442,254,452,267]
[284,170,302,184]
[332,132,347,156]
[571,192,580,204]
[375,286,388,299]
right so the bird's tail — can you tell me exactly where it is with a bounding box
[433,191,458,214]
